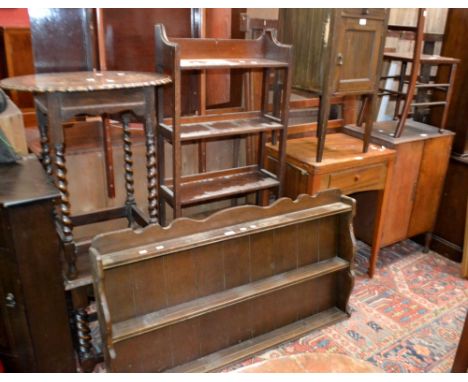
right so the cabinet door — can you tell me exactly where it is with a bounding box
[333,11,387,95]
[408,135,453,237]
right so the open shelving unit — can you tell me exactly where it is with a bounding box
[154,24,293,224]
[90,190,356,372]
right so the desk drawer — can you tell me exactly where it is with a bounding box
[328,164,386,194]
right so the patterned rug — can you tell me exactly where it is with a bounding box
[224,240,468,373]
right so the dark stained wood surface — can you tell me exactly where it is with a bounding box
[161,166,280,206]
[162,116,282,142]
[0,155,58,207]
[90,190,355,372]
[431,156,468,262]
[113,258,349,343]
[29,8,97,73]
[0,71,171,93]
[433,9,468,155]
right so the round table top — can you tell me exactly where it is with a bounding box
[0,71,171,93]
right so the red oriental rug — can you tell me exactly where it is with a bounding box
[224,240,468,373]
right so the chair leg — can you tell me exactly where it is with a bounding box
[316,93,331,163]
[356,95,368,127]
[363,94,377,153]
[394,61,407,121]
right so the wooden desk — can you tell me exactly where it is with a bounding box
[0,71,171,281]
[266,133,395,277]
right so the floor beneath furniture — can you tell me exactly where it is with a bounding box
[92,239,468,373]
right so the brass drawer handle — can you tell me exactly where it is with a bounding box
[5,292,16,308]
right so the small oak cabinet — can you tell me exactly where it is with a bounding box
[278,9,388,161]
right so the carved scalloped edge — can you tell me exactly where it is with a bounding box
[91,189,353,254]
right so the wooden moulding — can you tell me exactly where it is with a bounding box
[90,189,356,372]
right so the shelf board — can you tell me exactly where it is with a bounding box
[384,52,460,65]
[161,166,279,206]
[161,116,282,142]
[167,307,347,372]
[112,257,349,344]
[180,58,288,70]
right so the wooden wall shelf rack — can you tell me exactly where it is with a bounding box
[90,189,356,372]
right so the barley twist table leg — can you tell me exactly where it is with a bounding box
[145,126,158,224]
[55,142,76,278]
[122,114,135,225]
[36,110,53,177]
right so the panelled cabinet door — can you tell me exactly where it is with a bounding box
[332,10,387,95]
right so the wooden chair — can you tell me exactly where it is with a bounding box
[376,9,460,137]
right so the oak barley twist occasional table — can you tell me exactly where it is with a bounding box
[0,71,171,280]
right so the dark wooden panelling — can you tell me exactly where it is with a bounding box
[431,156,468,262]
[29,8,96,73]
[432,9,468,156]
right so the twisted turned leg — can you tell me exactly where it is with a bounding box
[143,87,158,224]
[74,308,96,372]
[145,127,158,224]
[55,143,76,279]
[36,110,53,177]
[122,114,136,226]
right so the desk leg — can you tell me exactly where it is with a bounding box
[369,159,394,277]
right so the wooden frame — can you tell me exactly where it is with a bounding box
[90,189,356,372]
[154,24,292,224]
[376,9,460,137]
